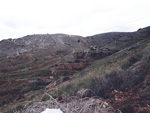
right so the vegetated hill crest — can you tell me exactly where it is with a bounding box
[0,26,150,57]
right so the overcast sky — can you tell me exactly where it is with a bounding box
[0,0,150,40]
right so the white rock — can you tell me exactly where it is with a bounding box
[41,108,63,113]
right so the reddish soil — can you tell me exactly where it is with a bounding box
[53,62,88,71]
[106,75,150,113]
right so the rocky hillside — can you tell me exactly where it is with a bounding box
[0,26,150,113]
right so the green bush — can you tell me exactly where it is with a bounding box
[41,94,50,101]
[3,104,24,113]
[3,109,13,113]
[89,69,124,97]
[15,104,24,111]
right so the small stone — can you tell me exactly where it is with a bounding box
[94,99,101,104]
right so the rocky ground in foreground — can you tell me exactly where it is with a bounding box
[22,96,116,113]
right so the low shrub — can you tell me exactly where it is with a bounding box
[3,109,13,113]
[121,54,142,70]
[89,69,124,97]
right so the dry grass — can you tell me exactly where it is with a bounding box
[20,89,121,113]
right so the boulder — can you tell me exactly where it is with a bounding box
[76,89,91,98]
